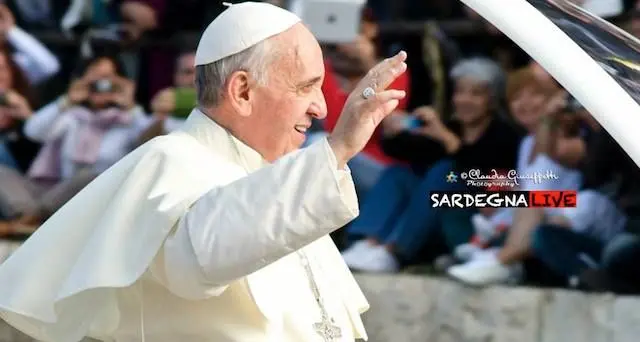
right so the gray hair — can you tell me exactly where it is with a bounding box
[450,57,506,105]
[195,39,276,107]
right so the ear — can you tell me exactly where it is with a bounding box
[225,70,253,117]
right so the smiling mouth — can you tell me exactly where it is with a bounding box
[294,125,308,134]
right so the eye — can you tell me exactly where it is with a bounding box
[300,84,315,94]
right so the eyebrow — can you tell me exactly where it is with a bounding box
[297,76,322,88]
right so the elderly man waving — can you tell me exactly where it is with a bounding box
[0,2,407,342]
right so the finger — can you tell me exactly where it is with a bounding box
[370,89,406,105]
[360,89,406,115]
[414,109,430,120]
[361,51,407,91]
[380,99,400,116]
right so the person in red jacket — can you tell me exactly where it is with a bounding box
[305,7,411,198]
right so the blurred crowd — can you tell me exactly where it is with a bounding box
[0,0,639,296]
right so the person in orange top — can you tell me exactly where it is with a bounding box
[307,7,411,198]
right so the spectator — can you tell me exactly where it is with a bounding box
[119,0,192,106]
[340,58,523,273]
[0,48,40,172]
[135,50,196,145]
[530,126,640,289]
[0,54,146,232]
[588,232,640,294]
[448,67,581,264]
[0,4,60,85]
[448,102,626,286]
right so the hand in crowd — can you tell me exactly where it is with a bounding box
[150,88,176,118]
[412,106,448,139]
[110,76,136,110]
[0,5,15,36]
[413,106,461,153]
[66,76,95,105]
[3,90,32,119]
[120,1,158,38]
[542,90,569,118]
[329,51,407,167]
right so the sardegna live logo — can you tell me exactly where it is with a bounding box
[430,190,577,208]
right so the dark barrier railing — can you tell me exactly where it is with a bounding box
[378,19,486,37]
[25,19,490,50]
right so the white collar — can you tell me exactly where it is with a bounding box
[179,109,268,173]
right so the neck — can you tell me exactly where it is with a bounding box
[199,106,274,162]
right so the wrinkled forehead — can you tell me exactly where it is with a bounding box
[271,24,324,82]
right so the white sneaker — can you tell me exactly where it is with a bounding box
[349,245,399,273]
[447,252,522,286]
[341,240,373,265]
[453,243,483,262]
[471,213,495,242]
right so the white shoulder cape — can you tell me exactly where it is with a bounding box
[0,110,368,341]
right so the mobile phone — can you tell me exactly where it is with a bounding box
[403,116,423,129]
[172,87,197,119]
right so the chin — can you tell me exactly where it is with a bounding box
[293,132,308,146]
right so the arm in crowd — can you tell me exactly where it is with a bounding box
[8,26,61,84]
[128,107,157,149]
[23,98,72,143]
[379,106,459,169]
[453,119,522,173]
[380,131,449,167]
[532,115,586,169]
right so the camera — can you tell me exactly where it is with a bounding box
[90,79,116,93]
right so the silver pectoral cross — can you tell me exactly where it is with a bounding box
[298,250,343,341]
[313,317,342,342]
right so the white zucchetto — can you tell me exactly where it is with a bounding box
[194,2,301,66]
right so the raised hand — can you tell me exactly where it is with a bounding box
[67,77,93,105]
[328,51,407,167]
[150,88,176,116]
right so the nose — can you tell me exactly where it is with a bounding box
[308,91,327,120]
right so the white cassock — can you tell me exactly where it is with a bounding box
[0,109,369,342]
